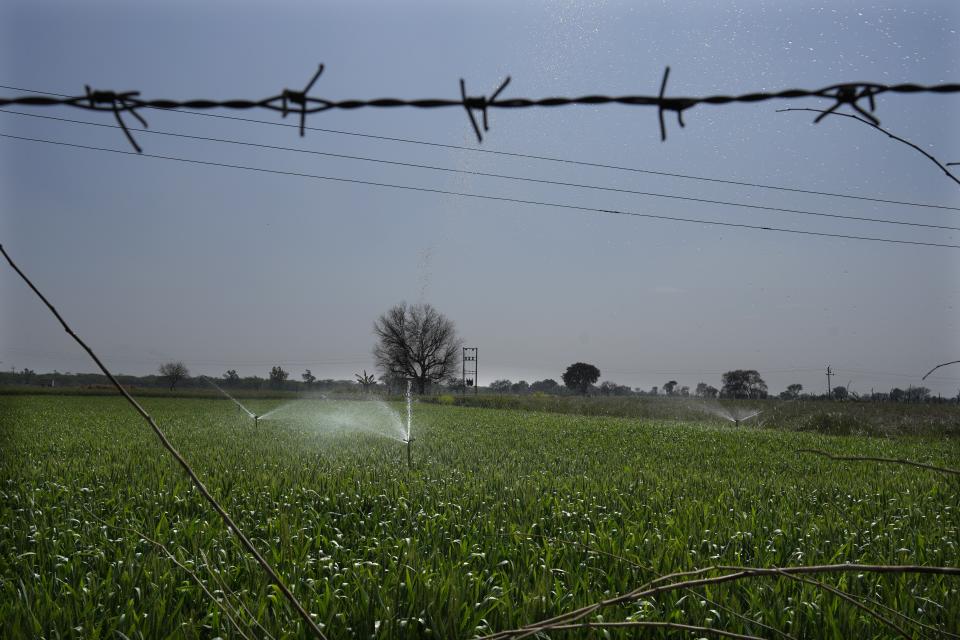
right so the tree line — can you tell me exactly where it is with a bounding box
[1,300,950,404]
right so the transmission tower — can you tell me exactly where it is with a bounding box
[462,347,478,395]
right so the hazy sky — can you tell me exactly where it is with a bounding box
[2,0,959,396]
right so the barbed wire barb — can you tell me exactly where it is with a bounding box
[460,76,510,143]
[814,84,881,126]
[282,63,324,137]
[85,85,147,152]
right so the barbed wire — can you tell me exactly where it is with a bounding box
[1,64,958,151]
[4,83,957,212]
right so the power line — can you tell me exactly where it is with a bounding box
[2,131,958,250]
[3,82,957,212]
[3,108,956,232]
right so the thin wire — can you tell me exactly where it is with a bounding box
[2,131,957,250]
[1,82,958,212]
[4,109,957,231]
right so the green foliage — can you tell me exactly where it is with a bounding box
[436,394,456,406]
[800,411,869,436]
[1,395,958,638]
[562,362,600,395]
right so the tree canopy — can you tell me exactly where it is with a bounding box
[158,361,189,391]
[720,370,768,399]
[373,302,461,394]
[562,362,600,395]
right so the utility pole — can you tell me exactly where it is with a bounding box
[825,365,833,399]
[462,347,478,396]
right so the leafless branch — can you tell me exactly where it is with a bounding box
[531,621,767,640]
[797,448,960,476]
[0,244,328,640]
[777,107,960,187]
[481,563,960,639]
[922,360,960,381]
[774,569,912,640]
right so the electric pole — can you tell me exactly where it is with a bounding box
[462,347,478,396]
[825,365,833,399]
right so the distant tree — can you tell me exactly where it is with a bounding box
[445,376,466,392]
[663,380,678,396]
[355,369,376,393]
[889,387,905,402]
[269,366,289,388]
[530,379,560,394]
[905,386,931,403]
[223,369,240,386]
[781,383,803,400]
[650,386,659,396]
[489,379,512,394]
[720,370,768,399]
[158,361,189,391]
[302,369,316,387]
[511,380,530,394]
[19,368,36,385]
[373,302,461,395]
[679,385,690,397]
[562,362,600,395]
[832,385,849,400]
[600,380,633,396]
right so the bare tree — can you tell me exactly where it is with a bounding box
[373,302,461,394]
[158,361,189,391]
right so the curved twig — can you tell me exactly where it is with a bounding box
[481,563,960,639]
[777,107,960,187]
[923,360,960,381]
[797,448,960,476]
[536,621,765,639]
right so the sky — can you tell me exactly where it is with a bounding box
[1,0,959,397]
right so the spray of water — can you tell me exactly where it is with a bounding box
[405,379,413,442]
[258,398,407,441]
[202,376,256,419]
[684,398,763,424]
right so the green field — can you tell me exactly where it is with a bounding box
[1,394,958,639]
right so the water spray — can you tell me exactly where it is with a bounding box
[201,376,258,424]
[404,380,413,468]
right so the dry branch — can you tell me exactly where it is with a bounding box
[481,563,960,639]
[777,107,960,187]
[922,360,960,381]
[0,244,328,640]
[797,448,960,476]
[532,621,767,640]
[774,569,912,640]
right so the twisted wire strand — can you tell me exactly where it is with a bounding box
[1,64,957,150]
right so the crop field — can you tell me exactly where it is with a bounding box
[1,394,958,639]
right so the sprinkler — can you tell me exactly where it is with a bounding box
[254,414,259,428]
[405,437,415,468]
